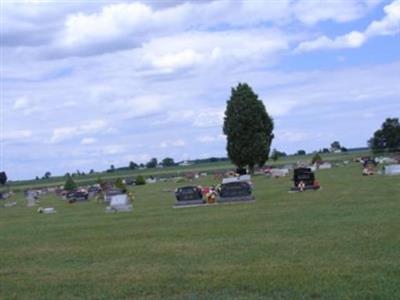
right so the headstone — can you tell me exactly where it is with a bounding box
[146,178,157,184]
[319,162,332,169]
[384,164,400,175]
[124,178,135,185]
[26,196,37,207]
[218,181,254,203]
[175,186,204,206]
[106,194,132,212]
[37,207,56,214]
[4,201,17,208]
[66,191,88,203]
[291,167,320,191]
[88,186,101,198]
[26,190,39,207]
[104,189,124,203]
[376,157,398,164]
[270,168,289,177]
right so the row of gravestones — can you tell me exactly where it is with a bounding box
[175,181,254,207]
[175,167,322,206]
[25,168,321,212]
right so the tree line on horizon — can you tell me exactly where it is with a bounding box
[1,84,399,184]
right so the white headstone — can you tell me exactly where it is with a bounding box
[376,157,398,164]
[319,162,332,169]
[146,178,157,184]
[38,207,56,214]
[26,197,36,207]
[106,194,132,212]
[270,168,289,177]
[384,164,400,175]
[110,194,129,206]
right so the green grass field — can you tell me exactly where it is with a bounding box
[1,163,399,299]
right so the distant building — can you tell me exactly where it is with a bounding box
[179,160,193,167]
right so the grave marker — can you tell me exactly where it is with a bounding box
[218,181,254,203]
[174,186,204,206]
[106,194,132,212]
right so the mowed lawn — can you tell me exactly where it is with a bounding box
[1,164,399,300]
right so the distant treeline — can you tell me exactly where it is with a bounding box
[189,157,229,164]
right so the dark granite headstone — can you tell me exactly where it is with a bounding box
[88,186,101,198]
[218,181,253,202]
[292,168,319,191]
[67,191,89,202]
[175,186,204,205]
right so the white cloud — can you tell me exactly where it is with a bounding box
[60,2,152,49]
[123,153,150,164]
[1,130,32,142]
[366,0,400,36]
[192,108,225,128]
[293,0,382,25]
[13,96,29,110]
[154,108,225,128]
[56,1,290,56]
[102,144,126,155]
[80,120,107,132]
[80,137,96,145]
[148,48,204,70]
[296,0,400,52]
[296,31,366,52]
[275,130,317,143]
[50,119,108,143]
[141,29,290,72]
[159,139,186,148]
[196,135,225,143]
[3,0,384,60]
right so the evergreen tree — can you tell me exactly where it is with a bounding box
[115,178,127,193]
[223,83,274,174]
[135,175,146,185]
[64,175,77,191]
[311,153,323,166]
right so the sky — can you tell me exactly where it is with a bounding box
[1,0,400,180]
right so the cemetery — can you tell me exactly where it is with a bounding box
[1,155,400,299]
[3,1,400,297]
